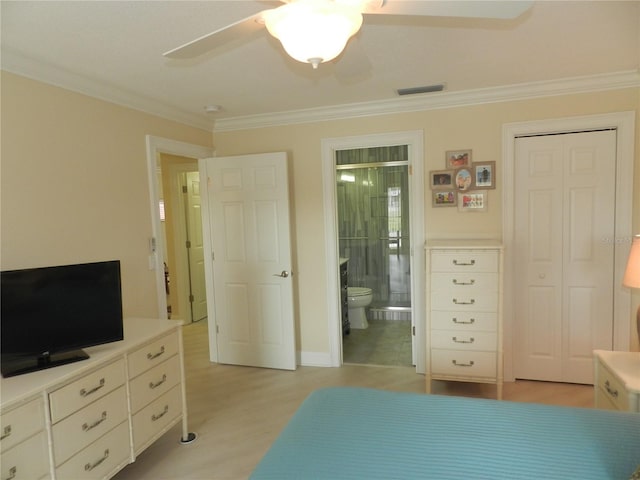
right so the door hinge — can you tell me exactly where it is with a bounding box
[412,325,416,336]
[216,324,220,334]
[182,185,188,194]
[409,165,413,175]
[186,240,191,248]
[189,294,194,303]
[212,252,215,261]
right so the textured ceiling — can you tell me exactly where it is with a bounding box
[2,1,638,130]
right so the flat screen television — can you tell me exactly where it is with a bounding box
[1,260,124,377]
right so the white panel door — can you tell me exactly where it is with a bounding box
[185,171,207,322]
[200,153,296,370]
[514,130,616,384]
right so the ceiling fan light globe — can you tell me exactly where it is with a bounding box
[264,0,363,67]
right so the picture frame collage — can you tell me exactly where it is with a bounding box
[429,149,495,212]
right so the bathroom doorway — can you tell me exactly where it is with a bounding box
[322,131,425,372]
[336,146,413,366]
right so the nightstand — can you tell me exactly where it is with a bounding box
[593,350,640,413]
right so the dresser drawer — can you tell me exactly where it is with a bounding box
[129,355,181,413]
[132,384,182,451]
[431,349,497,378]
[55,420,130,480]
[430,272,498,293]
[52,386,128,466]
[431,292,498,312]
[0,430,49,480]
[596,363,629,411]
[128,331,179,378]
[0,397,45,452]
[595,387,620,411]
[431,251,498,273]
[49,359,126,423]
[430,330,497,352]
[430,311,497,332]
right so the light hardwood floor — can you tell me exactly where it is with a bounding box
[113,320,594,480]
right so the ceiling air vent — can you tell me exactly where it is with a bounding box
[396,84,445,96]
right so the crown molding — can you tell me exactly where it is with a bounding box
[3,47,637,134]
[1,49,215,131]
[214,70,640,132]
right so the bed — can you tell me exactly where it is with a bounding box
[250,387,640,479]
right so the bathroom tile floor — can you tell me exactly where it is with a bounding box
[342,318,412,366]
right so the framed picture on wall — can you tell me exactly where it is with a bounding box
[458,191,487,212]
[454,167,473,191]
[432,190,457,207]
[473,161,496,189]
[430,170,454,190]
[446,149,472,168]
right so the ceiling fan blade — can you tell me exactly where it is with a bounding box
[364,0,533,19]
[163,12,266,59]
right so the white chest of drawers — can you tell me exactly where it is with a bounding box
[1,318,192,480]
[425,240,504,399]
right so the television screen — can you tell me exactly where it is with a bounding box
[1,260,124,377]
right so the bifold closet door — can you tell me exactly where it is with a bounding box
[513,130,616,384]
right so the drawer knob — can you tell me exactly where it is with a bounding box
[453,298,475,305]
[147,345,166,360]
[80,378,105,397]
[453,336,475,344]
[453,259,475,266]
[452,360,475,367]
[85,449,109,472]
[604,380,619,398]
[452,318,475,325]
[0,425,12,441]
[452,279,475,286]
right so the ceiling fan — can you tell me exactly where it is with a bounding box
[164,0,533,69]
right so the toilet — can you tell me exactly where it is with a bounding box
[347,287,373,329]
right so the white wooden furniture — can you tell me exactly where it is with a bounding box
[0,318,193,480]
[425,240,504,399]
[593,350,640,413]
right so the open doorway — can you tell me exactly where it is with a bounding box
[159,155,207,324]
[322,131,425,373]
[336,149,413,366]
[145,136,213,326]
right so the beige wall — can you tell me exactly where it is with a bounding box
[2,71,638,355]
[213,88,640,353]
[1,72,213,318]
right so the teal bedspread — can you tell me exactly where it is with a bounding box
[251,387,640,479]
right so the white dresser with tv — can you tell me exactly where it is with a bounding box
[0,318,191,480]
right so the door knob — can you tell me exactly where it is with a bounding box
[273,271,289,278]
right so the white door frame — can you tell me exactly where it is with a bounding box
[145,135,214,321]
[322,130,425,372]
[502,112,635,382]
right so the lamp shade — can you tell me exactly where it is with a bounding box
[264,0,363,68]
[623,234,640,288]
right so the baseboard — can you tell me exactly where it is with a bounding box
[298,351,333,367]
